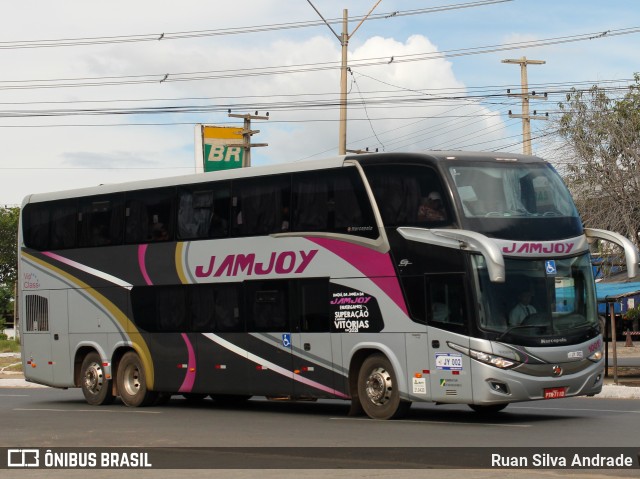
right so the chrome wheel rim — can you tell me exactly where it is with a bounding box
[365,366,393,405]
[122,363,141,397]
[83,362,104,395]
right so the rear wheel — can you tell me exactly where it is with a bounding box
[80,352,114,406]
[357,354,410,420]
[117,351,157,407]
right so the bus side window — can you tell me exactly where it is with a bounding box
[245,280,289,332]
[292,173,330,232]
[156,286,187,331]
[214,284,242,332]
[291,168,377,239]
[125,187,175,243]
[400,276,426,324]
[364,165,450,228]
[189,285,215,331]
[232,175,290,237]
[78,194,124,247]
[178,182,231,240]
[23,203,51,250]
[427,274,467,333]
[298,279,330,332]
[49,200,77,250]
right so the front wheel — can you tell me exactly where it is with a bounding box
[117,351,157,407]
[80,352,114,406]
[357,354,410,420]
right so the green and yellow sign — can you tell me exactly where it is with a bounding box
[201,126,245,172]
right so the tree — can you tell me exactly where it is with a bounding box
[548,74,640,247]
[0,206,19,323]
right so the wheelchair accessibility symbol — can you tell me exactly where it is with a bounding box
[545,260,557,275]
[282,333,291,348]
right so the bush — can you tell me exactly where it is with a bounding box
[624,305,640,323]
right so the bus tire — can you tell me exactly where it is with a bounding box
[117,351,157,407]
[80,352,114,406]
[357,354,410,420]
[468,404,508,414]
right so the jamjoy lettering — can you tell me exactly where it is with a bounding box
[195,249,318,278]
[502,242,575,255]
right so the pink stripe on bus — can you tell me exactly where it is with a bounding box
[138,245,153,286]
[178,333,196,393]
[307,237,409,316]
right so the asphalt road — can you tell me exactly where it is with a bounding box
[0,386,639,478]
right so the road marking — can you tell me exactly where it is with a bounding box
[0,394,29,397]
[14,408,161,414]
[329,417,530,427]
[511,405,640,414]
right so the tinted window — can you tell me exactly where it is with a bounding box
[291,167,377,238]
[245,280,289,332]
[427,274,467,334]
[78,194,124,247]
[401,275,426,324]
[131,285,186,332]
[298,279,330,332]
[49,200,77,249]
[232,175,290,236]
[23,200,77,250]
[23,203,50,250]
[125,188,175,243]
[364,165,450,227]
[213,284,242,332]
[178,182,231,240]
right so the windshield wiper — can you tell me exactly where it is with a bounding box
[496,324,543,341]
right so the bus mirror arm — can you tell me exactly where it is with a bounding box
[584,228,640,279]
[397,227,506,283]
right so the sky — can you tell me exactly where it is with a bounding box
[0,0,639,205]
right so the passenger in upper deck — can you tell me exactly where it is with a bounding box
[418,191,447,222]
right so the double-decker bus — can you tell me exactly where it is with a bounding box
[18,151,639,419]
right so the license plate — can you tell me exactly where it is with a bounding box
[544,387,566,399]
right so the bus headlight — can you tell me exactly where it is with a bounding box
[588,350,603,362]
[469,350,517,369]
[448,342,520,370]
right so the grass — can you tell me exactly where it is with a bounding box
[0,338,20,353]
[0,356,22,372]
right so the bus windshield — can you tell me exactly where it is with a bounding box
[449,163,579,219]
[472,253,599,343]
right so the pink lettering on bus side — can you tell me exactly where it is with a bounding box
[194,249,318,278]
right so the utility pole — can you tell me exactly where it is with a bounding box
[307,1,382,155]
[502,56,547,155]
[228,111,269,167]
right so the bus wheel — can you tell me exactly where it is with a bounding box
[80,352,114,406]
[117,351,156,407]
[358,354,410,420]
[468,404,508,414]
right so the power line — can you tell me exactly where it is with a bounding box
[0,1,512,50]
[1,27,638,91]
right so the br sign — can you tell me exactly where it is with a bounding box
[199,125,245,172]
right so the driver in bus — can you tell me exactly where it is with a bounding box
[509,288,537,326]
[418,191,446,222]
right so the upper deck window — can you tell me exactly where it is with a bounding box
[448,163,579,219]
[363,165,451,228]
